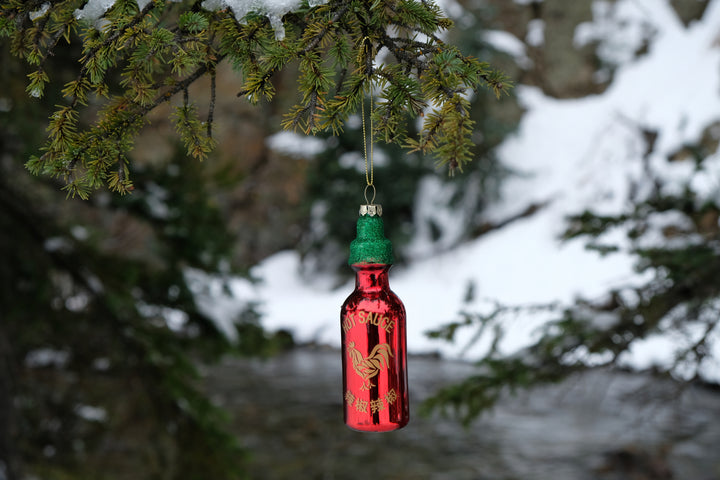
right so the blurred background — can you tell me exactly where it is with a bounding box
[2,0,720,479]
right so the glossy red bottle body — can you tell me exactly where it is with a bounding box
[341,264,408,432]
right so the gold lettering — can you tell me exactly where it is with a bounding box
[344,311,395,333]
[342,313,356,333]
[370,398,385,413]
[384,388,398,405]
[354,398,369,413]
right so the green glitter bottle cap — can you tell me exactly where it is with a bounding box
[348,204,394,265]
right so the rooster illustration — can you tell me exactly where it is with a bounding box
[347,341,394,390]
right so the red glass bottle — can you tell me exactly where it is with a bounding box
[341,205,409,432]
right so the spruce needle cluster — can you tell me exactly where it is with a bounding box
[1,0,510,198]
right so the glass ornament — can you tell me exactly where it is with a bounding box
[341,205,409,432]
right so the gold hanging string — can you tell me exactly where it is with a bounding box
[361,90,376,205]
[359,36,375,205]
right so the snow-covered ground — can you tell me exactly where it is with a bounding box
[189,0,720,381]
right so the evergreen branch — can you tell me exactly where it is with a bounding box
[302,0,351,54]
[45,54,226,194]
[134,53,227,122]
[78,1,158,79]
[9,0,512,192]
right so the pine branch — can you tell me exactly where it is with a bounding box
[8,0,513,193]
[302,0,352,53]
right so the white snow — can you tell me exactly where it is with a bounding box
[74,0,116,22]
[25,348,70,368]
[74,404,108,422]
[525,19,545,47]
[185,0,720,383]
[482,30,532,68]
[574,0,659,67]
[407,175,477,257]
[266,131,327,158]
[185,267,258,341]
[201,0,326,40]
[143,182,171,219]
[137,302,190,332]
[44,236,72,253]
[634,210,703,250]
[432,0,464,20]
[29,2,50,21]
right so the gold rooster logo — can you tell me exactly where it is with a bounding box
[347,341,393,390]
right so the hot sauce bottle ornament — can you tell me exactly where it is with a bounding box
[341,203,409,432]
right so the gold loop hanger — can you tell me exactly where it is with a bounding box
[359,36,375,205]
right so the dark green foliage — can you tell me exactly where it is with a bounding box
[0,166,247,479]
[423,302,563,424]
[425,181,720,424]
[1,0,511,197]
[0,45,260,476]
